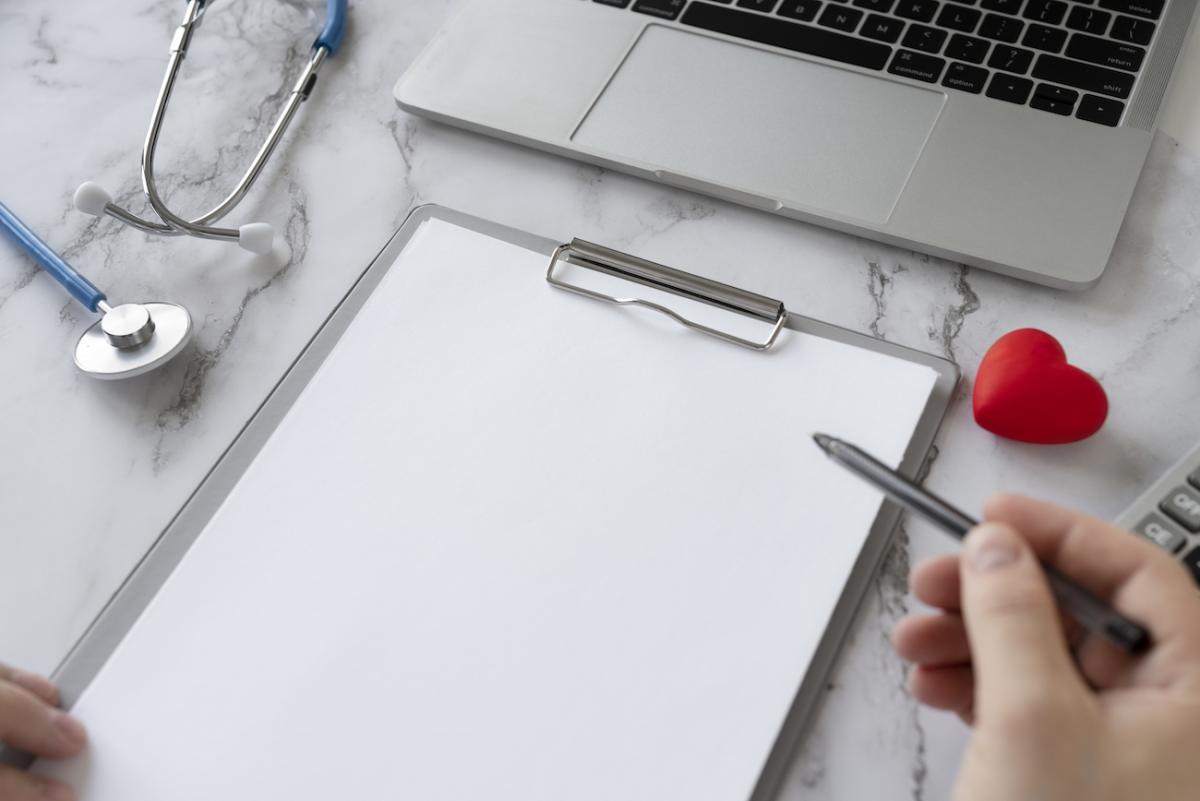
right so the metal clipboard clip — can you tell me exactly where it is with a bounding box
[546,239,789,351]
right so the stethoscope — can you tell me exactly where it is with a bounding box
[0,201,192,380]
[0,0,347,379]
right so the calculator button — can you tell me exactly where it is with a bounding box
[1133,514,1186,554]
[1160,485,1200,532]
[1189,465,1200,490]
[1182,547,1200,587]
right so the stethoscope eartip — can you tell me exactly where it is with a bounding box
[73,182,113,217]
[237,222,274,255]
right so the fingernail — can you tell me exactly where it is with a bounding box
[52,711,87,748]
[967,523,1020,573]
[9,670,56,699]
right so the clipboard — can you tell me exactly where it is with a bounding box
[29,205,958,800]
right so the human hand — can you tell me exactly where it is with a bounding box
[0,664,85,800]
[892,493,1200,801]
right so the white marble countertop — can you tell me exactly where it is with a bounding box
[3,2,1199,798]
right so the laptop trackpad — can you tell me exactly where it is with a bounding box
[572,26,945,223]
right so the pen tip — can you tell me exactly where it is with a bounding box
[812,433,835,453]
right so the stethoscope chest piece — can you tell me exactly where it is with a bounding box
[75,302,192,380]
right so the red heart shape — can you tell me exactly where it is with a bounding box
[973,328,1108,444]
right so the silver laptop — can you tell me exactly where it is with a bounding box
[395,0,1196,289]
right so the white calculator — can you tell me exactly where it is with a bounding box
[1115,440,1200,585]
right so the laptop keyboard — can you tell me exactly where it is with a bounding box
[590,0,1164,126]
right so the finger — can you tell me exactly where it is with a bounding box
[0,664,59,706]
[892,613,971,666]
[959,522,1088,720]
[984,493,1200,665]
[0,683,86,759]
[909,664,975,715]
[911,555,962,611]
[1074,633,1140,689]
[0,764,76,801]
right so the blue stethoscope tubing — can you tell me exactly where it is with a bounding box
[0,201,105,312]
[314,0,348,54]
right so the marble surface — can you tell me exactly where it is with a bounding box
[2,2,1199,798]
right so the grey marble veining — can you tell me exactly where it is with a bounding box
[2,2,1199,799]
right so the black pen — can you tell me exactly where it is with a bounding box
[812,433,1151,654]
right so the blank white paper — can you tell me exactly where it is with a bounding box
[38,219,938,801]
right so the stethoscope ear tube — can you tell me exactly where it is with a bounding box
[0,201,105,312]
[72,0,347,253]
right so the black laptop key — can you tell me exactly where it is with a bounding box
[819,5,864,29]
[946,33,991,62]
[903,23,949,51]
[947,0,978,5]
[1023,23,1066,51]
[895,0,941,21]
[980,0,1023,14]
[986,72,1033,102]
[1098,0,1162,18]
[943,61,989,92]
[1183,547,1200,587]
[1111,15,1154,43]
[1066,33,1145,71]
[861,14,906,41]
[888,49,946,81]
[1034,83,1078,103]
[1190,465,1200,489]
[979,13,1024,41]
[680,3,893,69]
[988,44,1034,73]
[1030,93,1074,114]
[778,0,824,20]
[853,0,896,11]
[937,5,982,30]
[738,0,780,10]
[632,0,687,19]
[1067,6,1112,33]
[1023,0,1067,23]
[1033,54,1134,98]
[1076,92,1124,125]
[593,0,632,7]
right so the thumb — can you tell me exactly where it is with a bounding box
[960,522,1083,717]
